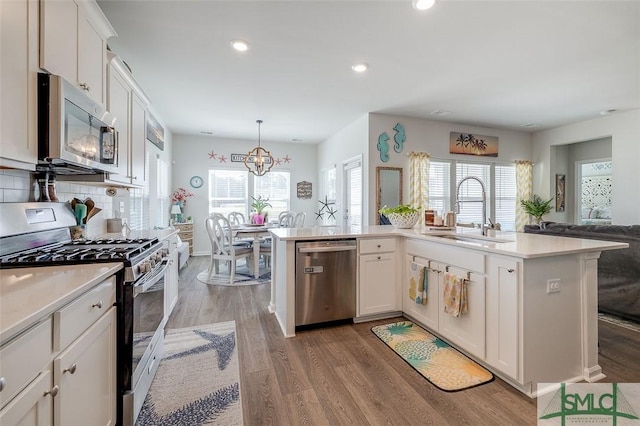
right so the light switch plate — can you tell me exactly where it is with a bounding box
[547,279,561,293]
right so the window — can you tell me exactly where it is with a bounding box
[207,169,291,221]
[254,171,290,219]
[428,160,516,231]
[208,170,248,217]
[344,157,362,227]
[156,158,169,227]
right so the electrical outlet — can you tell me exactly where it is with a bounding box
[547,279,561,294]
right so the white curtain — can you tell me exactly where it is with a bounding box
[515,160,533,231]
[409,152,430,211]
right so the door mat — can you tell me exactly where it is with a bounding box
[136,321,242,425]
[371,321,494,392]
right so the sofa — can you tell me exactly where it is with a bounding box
[524,222,640,322]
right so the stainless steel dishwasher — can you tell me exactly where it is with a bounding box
[295,239,357,326]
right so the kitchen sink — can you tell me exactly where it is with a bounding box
[429,233,513,246]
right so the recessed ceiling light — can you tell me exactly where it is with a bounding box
[412,0,436,11]
[291,138,303,142]
[430,109,452,116]
[352,63,368,73]
[600,109,616,116]
[231,40,249,52]
[200,131,213,135]
[522,123,541,128]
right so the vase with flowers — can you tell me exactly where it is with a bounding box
[250,195,271,225]
[171,188,194,222]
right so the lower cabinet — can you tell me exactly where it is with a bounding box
[0,371,52,426]
[486,255,520,380]
[358,238,400,316]
[166,250,179,317]
[404,240,486,359]
[0,276,117,425]
[53,307,116,426]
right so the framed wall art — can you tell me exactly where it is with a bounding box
[556,174,566,212]
[450,132,498,157]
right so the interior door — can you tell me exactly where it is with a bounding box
[343,157,362,227]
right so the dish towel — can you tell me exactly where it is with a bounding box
[408,261,428,305]
[443,272,468,317]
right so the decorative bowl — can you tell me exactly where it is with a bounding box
[387,211,420,229]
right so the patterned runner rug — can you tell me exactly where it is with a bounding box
[136,321,242,425]
[372,321,494,392]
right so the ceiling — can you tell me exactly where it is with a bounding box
[98,0,640,144]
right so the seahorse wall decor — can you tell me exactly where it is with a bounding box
[393,123,406,153]
[377,132,390,162]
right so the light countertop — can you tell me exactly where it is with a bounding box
[269,225,628,259]
[0,263,122,344]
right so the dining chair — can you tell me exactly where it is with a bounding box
[227,211,245,226]
[293,211,306,228]
[204,213,253,284]
[278,211,295,227]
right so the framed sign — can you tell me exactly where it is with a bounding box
[297,181,312,199]
[450,132,498,157]
[146,113,164,151]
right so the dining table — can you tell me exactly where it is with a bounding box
[232,223,275,278]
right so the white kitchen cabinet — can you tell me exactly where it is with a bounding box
[166,249,179,318]
[358,238,400,316]
[40,0,115,105]
[53,307,116,426]
[107,59,132,184]
[402,256,440,332]
[0,0,38,170]
[130,92,147,185]
[0,275,116,425]
[0,371,52,426]
[486,255,520,380]
[437,268,486,359]
[404,239,486,359]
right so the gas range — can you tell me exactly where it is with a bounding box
[0,203,164,283]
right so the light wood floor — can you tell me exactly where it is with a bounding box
[167,256,640,425]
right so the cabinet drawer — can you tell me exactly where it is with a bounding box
[175,223,193,232]
[0,318,52,409]
[54,276,115,351]
[359,238,396,254]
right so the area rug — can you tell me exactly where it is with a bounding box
[598,313,640,333]
[197,259,270,286]
[136,321,243,426]
[371,321,494,392]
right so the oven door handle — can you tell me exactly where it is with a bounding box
[134,258,171,294]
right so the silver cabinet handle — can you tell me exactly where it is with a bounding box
[63,364,77,374]
[79,82,90,91]
[377,256,381,260]
[44,385,59,397]
[91,301,103,309]
[507,268,515,273]
[0,376,5,392]
[377,244,381,248]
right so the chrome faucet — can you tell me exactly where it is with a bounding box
[455,176,487,236]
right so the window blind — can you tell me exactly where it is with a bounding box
[208,170,248,217]
[254,171,291,219]
[428,160,451,214]
[456,163,491,226]
[495,164,516,231]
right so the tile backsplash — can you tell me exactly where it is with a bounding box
[0,170,115,237]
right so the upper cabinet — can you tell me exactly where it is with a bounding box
[40,0,116,106]
[107,55,150,186]
[0,0,39,170]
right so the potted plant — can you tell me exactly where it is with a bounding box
[379,204,421,228]
[520,194,553,224]
[250,195,272,225]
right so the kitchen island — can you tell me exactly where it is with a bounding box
[268,225,628,397]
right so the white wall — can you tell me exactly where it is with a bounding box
[172,134,317,255]
[532,109,640,225]
[368,113,532,224]
[317,114,369,224]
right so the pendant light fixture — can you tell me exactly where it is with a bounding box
[244,119,274,176]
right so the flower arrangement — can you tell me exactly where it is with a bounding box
[171,187,194,205]
[250,195,271,225]
[520,194,553,224]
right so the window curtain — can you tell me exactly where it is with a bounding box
[515,160,533,231]
[409,152,430,210]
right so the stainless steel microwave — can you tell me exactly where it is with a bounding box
[38,73,119,174]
